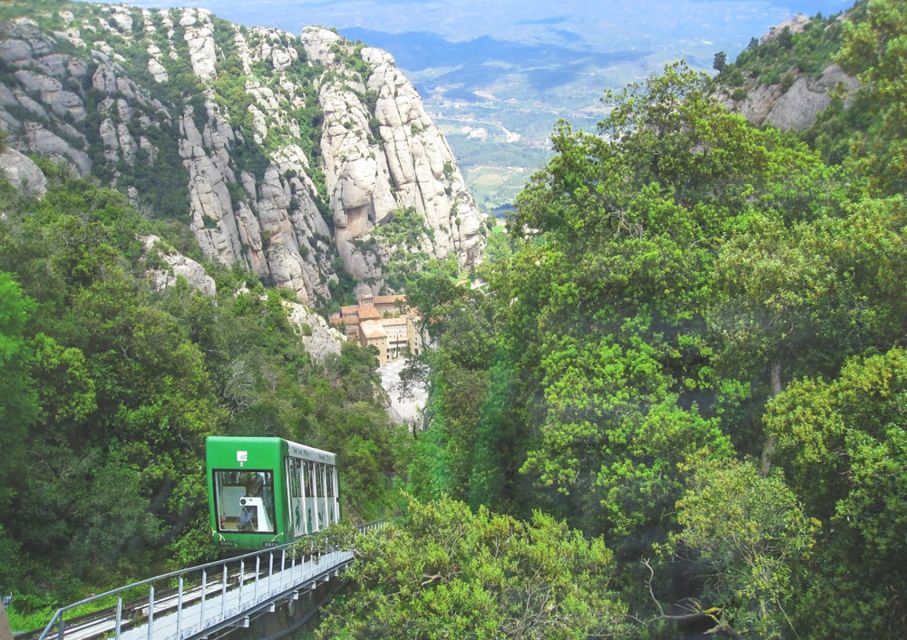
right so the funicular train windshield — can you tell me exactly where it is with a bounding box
[213,469,276,534]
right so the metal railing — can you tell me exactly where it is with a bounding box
[36,521,386,640]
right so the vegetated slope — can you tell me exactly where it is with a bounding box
[391,1,907,636]
[0,158,408,628]
[0,0,486,305]
[718,9,858,131]
[717,0,904,189]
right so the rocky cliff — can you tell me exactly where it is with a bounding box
[718,10,860,131]
[301,27,484,290]
[0,2,486,303]
[725,62,859,130]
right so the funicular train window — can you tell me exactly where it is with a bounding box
[313,462,324,528]
[303,460,315,532]
[304,461,316,497]
[321,464,334,524]
[326,466,336,523]
[214,470,276,534]
[287,457,303,536]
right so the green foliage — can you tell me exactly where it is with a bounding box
[403,257,462,341]
[712,51,727,72]
[669,459,818,638]
[371,207,433,248]
[0,272,38,512]
[369,207,434,292]
[329,40,371,80]
[0,171,404,615]
[719,14,845,89]
[720,1,907,201]
[497,62,836,542]
[316,496,630,639]
[836,0,907,194]
[764,347,907,636]
[413,56,906,637]
[2,4,906,638]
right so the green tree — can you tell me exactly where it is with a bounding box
[668,459,818,639]
[0,272,37,511]
[764,347,907,636]
[501,63,834,542]
[838,0,907,194]
[711,195,906,468]
[317,496,630,639]
[713,51,727,72]
[0,170,407,600]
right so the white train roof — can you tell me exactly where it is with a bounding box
[286,439,336,464]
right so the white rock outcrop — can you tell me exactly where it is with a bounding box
[181,9,218,82]
[0,147,47,197]
[0,7,485,304]
[283,300,346,362]
[761,14,810,44]
[23,122,90,174]
[378,357,427,430]
[724,14,861,132]
[141,235,217,297]
[727,63,860,131]
[302,27,486,290]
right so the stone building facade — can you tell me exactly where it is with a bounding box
[330,294,423,365]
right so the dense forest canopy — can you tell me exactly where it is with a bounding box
[0,164,408,627]
[389,0,906,636]
[1,0,905,638]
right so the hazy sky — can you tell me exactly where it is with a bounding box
[111,0,853,58]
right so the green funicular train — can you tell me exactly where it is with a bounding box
[206,436,340,549]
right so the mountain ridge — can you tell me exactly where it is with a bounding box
[718,4,860,133]
[0,1,487,306]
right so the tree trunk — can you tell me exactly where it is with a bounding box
[760,361,782,476]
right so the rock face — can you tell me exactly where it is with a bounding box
[760,14,810,44]
[378,357,427,430]
[0,146,46,197]
[726,63,860,131]
[0,4,487,305]
[283,300,346,362]
[141,235,217,297]
[723,14,860,132]
[301,28,485,286]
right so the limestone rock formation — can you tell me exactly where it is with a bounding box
[760,14,810,44]
[726,63,860,131]
[141,235,217,297]
[722,13,860,132]
[0,146,46,197]
[378,357,427,430]
[302,27,486,289]
[283,300,346,362]
[0,3,486,305]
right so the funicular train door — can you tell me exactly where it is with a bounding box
[297,458,336,532]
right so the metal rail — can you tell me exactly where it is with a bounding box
[35,522,386,640]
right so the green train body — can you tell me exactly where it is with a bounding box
[206,436,340,549]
